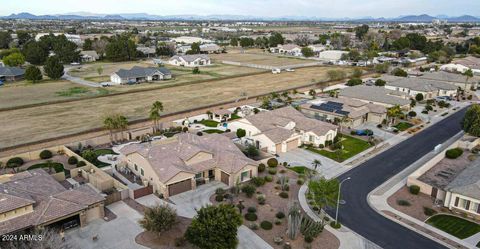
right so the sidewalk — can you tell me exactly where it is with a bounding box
[298,185,381,249]
[367,131,472,249]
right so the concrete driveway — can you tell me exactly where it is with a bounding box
[66,202,146,249]
[277,148,348,179]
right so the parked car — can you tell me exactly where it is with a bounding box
[0,80,3,86]
[285,68,295,72]
[101,82,113,87]
[436,96,452,101]
[70,62,80,66]
[272,68,281,74]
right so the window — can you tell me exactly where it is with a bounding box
[195,173,203,179]
[140,168,144,176]
[241,171,250,182]
[134,164,138,171]
[454,197,459,207]
[309,135,314,142]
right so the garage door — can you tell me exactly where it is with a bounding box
[168,179,192,196]
[275,143,282,153]
[221,171,230,185]
[286,139,299,151]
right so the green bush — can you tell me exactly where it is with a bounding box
[67,156,78,165]
[77,161,86,167]
[297,179,305,185]
[258,163,266,172]
[409,185,420,195]
[245,212,258,221]
[247,207,257,213]
[215,194,224,202]
[446,148,463,159]
[267,158,278,168]
[276,212,285,219]
[39,150,53,159]
[6,157,24,168]
[260,221,273,230]
[423,206,437,216]
[215,188,226,195]
[397,199,411,206]
[241,184,256,198]
[279,192,289,198]
[268,168,277,175]
[257,196,266,205]
[330,221,341,229]
[251,177,266,187]
[304,235,314,243]
[264,175,273,182]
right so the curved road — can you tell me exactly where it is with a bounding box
[330,108,468,249]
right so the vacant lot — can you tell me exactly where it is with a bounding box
[210,52,315,67]
[0,66,352,148]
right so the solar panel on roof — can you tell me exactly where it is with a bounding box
[336,110,350,116]
[326,101,344,107]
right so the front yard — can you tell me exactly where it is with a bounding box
[393,122,413,132]
[306,135,372,162]
[427,214,480,239]
[199,119,219,127]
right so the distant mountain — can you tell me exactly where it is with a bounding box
[2,12,480,22]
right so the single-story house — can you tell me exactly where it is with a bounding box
[318,50,348,62]
[0,66,25,82]
[308,44,327,55]
[176,45,191,54]
[0,169,105,235]
[300,97,387,128]
[407,136,480,219]
[137,46,157,57]
[384,76,458,99]
[200,44,222,54]
[229,106,338,154]
[168,54,211,67]
[110,66,172,85]
[80,50,99,62]
[339,85,411,108]
[418,71,479,91]
[119,133,258,198]
[270,44,302,56]
[452,56,480,75]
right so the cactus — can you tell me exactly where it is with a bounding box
[287,201,302,240]
[279,175,289,191]
[300,216,324,239]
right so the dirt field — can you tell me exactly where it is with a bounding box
[0,66,352,148]
[210,52,315,67]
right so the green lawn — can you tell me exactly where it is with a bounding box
[394,122,413,131]
[426,214,480,239]
[288,166,312,174]
[306,135,372,162]
[203,129,225,134]
[199,120,220,127]
[229,113,241,121]
[94,148,118,156]
[28,162,64,173]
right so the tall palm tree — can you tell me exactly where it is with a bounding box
[387,105,402,125]
[115,115,129,141]
[103,116,116,144]
[312,159,322,171]
[149,101,164,133]
[464,69,473,91]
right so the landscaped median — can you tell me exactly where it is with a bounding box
[305,134,372,163]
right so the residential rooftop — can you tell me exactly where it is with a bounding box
[338,85,410,106]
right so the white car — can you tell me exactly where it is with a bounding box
[285,68,295,72]
[272,68,281,74]
[70,62,80,66]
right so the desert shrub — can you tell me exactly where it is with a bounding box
[397,199,411,206]
[258,163,266,172]
[330,221,341,229]
[297,179,305,185]
[260,221,273,230]
[423,207,437,216]
[264,175,273,182]
[245,212,258,221]
[276,211,285,219]
[409,185,420,195]
[39,150,53,159]
[251,177,266,187]
[445,148,463,159]
[247,207,257,213]
[304,235,314,243]
[268,168,277,175]
[215,194,224,202]
[274,218,282,225]
[77,161,86,167]
[6,157,24,167]
[241,184,256,198]
[267,158,278,167]
[249,222,259,230]
[67,156,78,165]
[257,196,266,205]
[279,192,289,198]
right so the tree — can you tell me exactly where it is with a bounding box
[236,128,246,138]
[185,204,242,249]
[374,62,390,73]
[230,37,239,47]
[190,42,201,54]
[244,145,259,158]
[44,56,64,80]
[106,35,137,61]
[156,42,175,56]
[139,204,177,236]
[462,104,480,137]
[0,31,12,49]
[387,105,402,125]
[354,25,369,40]
[415,93,424,102]
[25,65,43,83]
[22,41,48,65]
[392,68,407,77]
[374,79,386,86]
[312,159,321,171]
[103,116,116,143]
[308,177,339,214]
[192,67,200,74]
[464,69,474,90]
[2,52,25,67]
[83,38,93,50]
[351,68,363,78]
[346,78,362,86]
[16,30,32,47]
[51,35,80,63]
[301,47,314,57]
[268,32,285,47]
[239,37,254,48]
[149,101,164,133]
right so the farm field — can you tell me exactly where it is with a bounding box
[0,66,352,148]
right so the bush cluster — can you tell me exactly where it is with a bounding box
[39,150,53,159]
[423,206,437,216]
[268,168,277,175]
[445,148,463,159]
[264,175,273,182]
[260,221,273,230]
[258,163,266,172]
[245,212,258,221]
[267,158,278,167]
[6,157,24,168]
[409,185,420,195]
[279,192,289,198]
[275,212,285,219]
[67,156,78,165]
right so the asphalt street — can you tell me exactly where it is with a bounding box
[330,107,468,249]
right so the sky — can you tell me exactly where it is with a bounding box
[2,0,480,18]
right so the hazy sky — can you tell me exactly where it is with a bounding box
[2,0,480,18]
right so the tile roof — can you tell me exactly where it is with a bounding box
[114,66,171,79]
[419,71,479,84]
[386,77,458,92]
[339,85,410,106]
[301,97,386,119]
[0,169,104,235]
[446,159,480,200]
[120,133,257,183]
[0,66,25,76]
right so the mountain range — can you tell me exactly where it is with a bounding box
[3,12,480,22]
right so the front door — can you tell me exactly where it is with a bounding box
[208,170,215,180]
[431,187,438,198]
[221,171,229,185]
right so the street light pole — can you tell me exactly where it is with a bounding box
[335,177,351,226]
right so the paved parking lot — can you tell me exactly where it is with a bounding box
[277,149,349,179]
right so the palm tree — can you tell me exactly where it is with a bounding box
[149,101,164,133]
[116,115,129,141]
[308,177,340,215]
[387,105,402,125]
[103,116,116,144]
[312,159,322,171]
[339,116,351,133]
[464,69,473,91]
